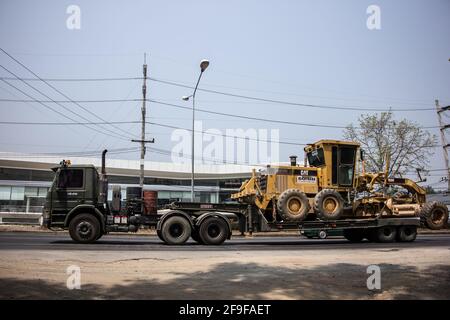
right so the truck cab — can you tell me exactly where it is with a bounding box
[43,163,103,229]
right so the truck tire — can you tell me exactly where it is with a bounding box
[161,216,191,245]
[396,226,417,242]
[420,202,448,230]
[314,189,344,220]
[198,217,229,245]
[157,229,164,241]
[372,226,397,243]
[69,214,101,244]
[343,229,365,242]
[277,189,310,222]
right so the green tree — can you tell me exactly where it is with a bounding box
[343,112,436,176]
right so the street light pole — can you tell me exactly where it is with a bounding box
[183,59,209,202]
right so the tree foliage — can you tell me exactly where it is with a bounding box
[343,112,436,176]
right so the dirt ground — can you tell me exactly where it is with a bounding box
[0,232,449,299]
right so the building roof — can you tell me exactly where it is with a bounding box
[0,153,258,180]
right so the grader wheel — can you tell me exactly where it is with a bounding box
[420,201,449,230]
[277,189,310,222]
[314,189,344,220]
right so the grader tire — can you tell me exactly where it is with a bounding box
[420,202,449,230]
[277,189,310,222]
[314,189,345,220]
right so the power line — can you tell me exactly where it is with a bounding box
[0,73,438,111]
[0,120,307,146]
[0,98,142,103]
[148,77,436,112]
[0,47,137,140]
[0,76,143,82]
[0,66,134,142]
[0,78,131,142]
[0,147,140,159]
[148,99,441,130]
[0,120,442,148]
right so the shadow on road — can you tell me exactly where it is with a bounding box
[1,262,449,299]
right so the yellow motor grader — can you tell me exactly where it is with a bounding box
[231,139,448,230]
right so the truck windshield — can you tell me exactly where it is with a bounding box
[307,148,325,167]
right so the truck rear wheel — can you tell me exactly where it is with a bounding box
[420,202,448,230]
[198,217,228,245]
[372,226,397,243]
[396,226,417,242]
[277,189,310,222]
[314,189,344,220]
[343,229,365,242]
[69,214,101,244]
[161,216,191,245]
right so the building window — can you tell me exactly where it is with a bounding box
[25,187,38,197]
[11,187,25,200]
[0,186,11,200]
[38,187,48,197]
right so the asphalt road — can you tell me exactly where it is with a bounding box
[0,231,449,251]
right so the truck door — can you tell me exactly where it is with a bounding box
[50,168,86,225]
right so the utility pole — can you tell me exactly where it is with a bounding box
[435,99,450,192]
[132,53,154,193]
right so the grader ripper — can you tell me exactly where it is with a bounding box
[231,139,448,230]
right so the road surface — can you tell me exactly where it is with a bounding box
[0,232,449,299]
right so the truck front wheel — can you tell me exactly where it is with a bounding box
[161,216,191,245]
[69,214,101,244]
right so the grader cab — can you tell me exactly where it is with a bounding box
[231,139,448,229]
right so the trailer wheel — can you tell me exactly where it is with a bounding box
[69,214,101,244]
[372,226,397,243]
[160,216,191,245]
[191,229,203,244]
[314,189,344,220]
[343,229,365,242]
[396,226,417,242]
[420,202,448,230]
[198,217,228,245]
[277,189,310,221]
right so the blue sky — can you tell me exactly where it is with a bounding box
[0,0,449,188]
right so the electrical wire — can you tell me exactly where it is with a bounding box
[0,47,137,140]
[148,77,436,112]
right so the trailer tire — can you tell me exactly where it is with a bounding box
[198,217,228,245]
[314,189,344,220]
[69,213,101,244]
[372,226,397,243]
[277,189,310,222]
[191,229,203,244]
[420,202,448,230]
[343,229,365,242]
[396,226,417,242]
[160,216,191,245]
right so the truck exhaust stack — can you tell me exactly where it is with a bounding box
[102,149,108,175]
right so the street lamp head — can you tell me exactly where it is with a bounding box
[182,95,190,101]
[200,59,209,72]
